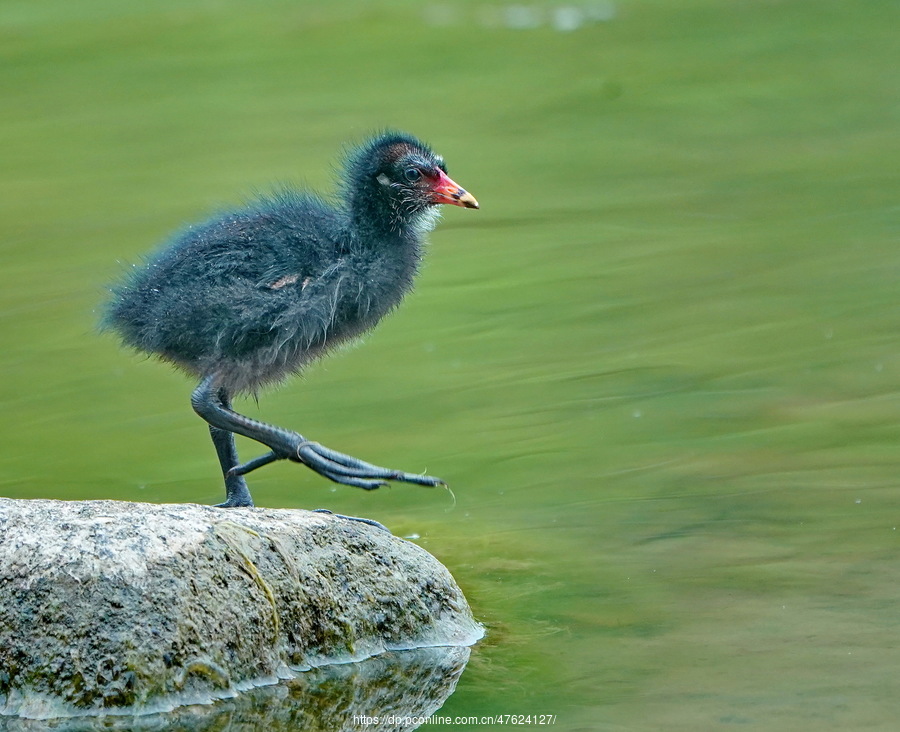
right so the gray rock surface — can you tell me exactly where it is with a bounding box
[0,499,482,720]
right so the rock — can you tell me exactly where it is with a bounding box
[0,499,482,720]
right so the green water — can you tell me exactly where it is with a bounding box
[2,0,898,729]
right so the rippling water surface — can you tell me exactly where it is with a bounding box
[1,1,897,729]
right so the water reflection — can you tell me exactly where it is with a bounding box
[0,647,470,732]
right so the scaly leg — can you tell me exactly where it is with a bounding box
[207,386,255,507]
[191,374,445,494]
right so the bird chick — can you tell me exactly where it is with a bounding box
[104,132,478,508]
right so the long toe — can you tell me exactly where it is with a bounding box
[312,508,390,532]
[297,442,444,488]
[318,470,389,490]
[309,443,445,486]
[308,442,407,472]
[296,442,398,481]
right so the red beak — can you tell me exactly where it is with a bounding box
[430,170,479,209]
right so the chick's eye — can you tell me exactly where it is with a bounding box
[403,168,422,183]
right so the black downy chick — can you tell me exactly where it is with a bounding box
[104,132,478,508]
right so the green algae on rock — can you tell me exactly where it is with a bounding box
[0,499,482,720]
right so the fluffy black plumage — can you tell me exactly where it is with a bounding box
[104,131,478,508]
